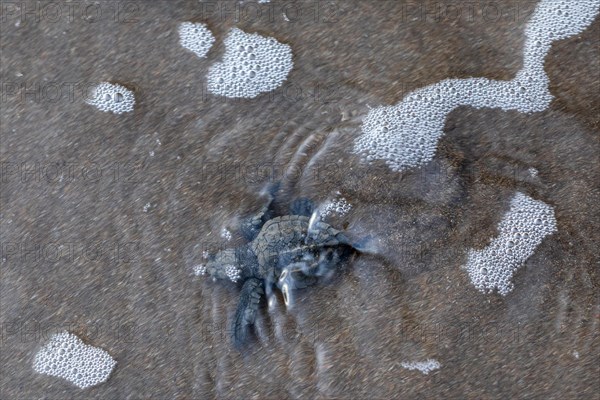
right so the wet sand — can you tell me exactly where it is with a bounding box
[1,1,598,398]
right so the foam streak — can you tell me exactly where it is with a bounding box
[354,1,600,172]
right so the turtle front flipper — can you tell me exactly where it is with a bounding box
[289,197,315,217]
[240,213,267,241]
[231,278,264,347]
[277,262,319,307]
[306,219,376,254]
[279,263,318,289]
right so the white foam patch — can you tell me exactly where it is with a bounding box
[354,0,600,172]
[400,359,441,375]
[33,331,116,389]
[178,22,215,58]
[206,28,293,98]
[465,192,557,295]
[86,82,135,114]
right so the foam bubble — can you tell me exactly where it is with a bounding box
[178,22,215,58]
[220,228,232,241]
[33,331,116,389]
[400,359,441,375]
[225,264,241,282]
[464,192,557,295]
[193,264,207,276]
[321,195,352,218]
[206,28,293,98]
[354,0,600,172]
[86,82,135,114]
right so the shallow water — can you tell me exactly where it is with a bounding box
[1,1,598,398]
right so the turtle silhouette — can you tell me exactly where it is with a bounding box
[196,185,369,347]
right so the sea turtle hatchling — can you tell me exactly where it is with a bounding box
[196,189,369,347]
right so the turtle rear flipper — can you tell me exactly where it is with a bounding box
[290,197,315,217]
[240,182,281,241]
[231,278,264,347]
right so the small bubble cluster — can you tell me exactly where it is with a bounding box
[225,264,241,282]
[465,192,557,296]
[193,264,207,276]
[221,228,232,241]
[86,82,135,114]
[321,196,352,218]
[32,331,116,389]
[354,0,600,172]
[528,167,539,177]
[178,22,215,58]
[400,359,441,375]
[206,28,293,98]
